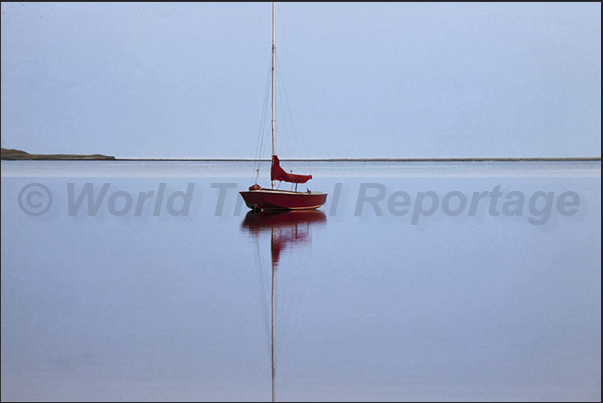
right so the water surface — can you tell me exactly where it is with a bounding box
[1,160,600,401]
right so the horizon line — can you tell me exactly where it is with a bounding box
[110,157,602,162]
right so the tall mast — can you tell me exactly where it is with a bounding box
[271,2,276,190]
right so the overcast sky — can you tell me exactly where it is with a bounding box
[1,2,601,159]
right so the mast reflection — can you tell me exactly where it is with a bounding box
[241,210,326,402]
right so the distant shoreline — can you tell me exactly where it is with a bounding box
[1,148,115,160]
[1,149,600,162]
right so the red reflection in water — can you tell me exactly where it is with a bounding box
[241,210,326,269]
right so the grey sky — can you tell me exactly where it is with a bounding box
[1,2,601,159]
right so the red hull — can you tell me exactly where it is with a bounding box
[239,189,327,211]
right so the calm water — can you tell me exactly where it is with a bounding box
[1,160,601,402]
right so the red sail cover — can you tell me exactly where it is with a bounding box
[271,155,312,184]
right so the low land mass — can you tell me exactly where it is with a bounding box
[1,148,115,160]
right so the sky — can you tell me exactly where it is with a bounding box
[1,2,601,159]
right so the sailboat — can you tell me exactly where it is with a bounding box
[239,3,327,212]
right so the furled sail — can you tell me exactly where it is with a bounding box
[270,155,312,184]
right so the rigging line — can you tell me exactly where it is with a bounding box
[253,66,273,183]
[272,59,288,160]
[253,83,265,163]
[276,58,297,155]
[260,57,274,162]
[252,99,264,182]
[275,56,313,176]
[275,57,290,159]
[257,68,271,166]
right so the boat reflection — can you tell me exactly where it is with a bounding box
[241,210,326,402]
[241,210,327,269]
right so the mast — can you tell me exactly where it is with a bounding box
[271,1,276,190]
